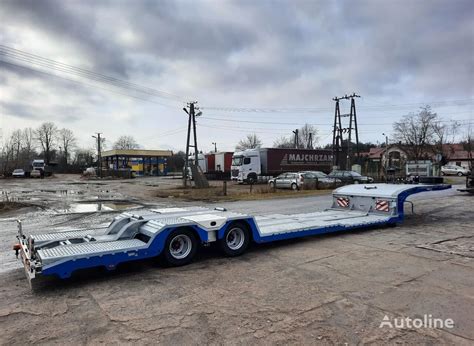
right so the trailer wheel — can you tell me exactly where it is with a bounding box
[163,229,198,266]
[219,222,250,256]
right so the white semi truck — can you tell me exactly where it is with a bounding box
[231,148,333,183]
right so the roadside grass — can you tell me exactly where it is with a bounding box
[155,184,331,202]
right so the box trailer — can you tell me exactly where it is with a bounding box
[205,152,233,180]
[13,183,450,288]
[231,148,333,183]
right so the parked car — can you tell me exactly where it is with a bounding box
[300,171,342,187]
[328,170,374,184]
[30,169,42,178]
[441,165,470,176]
[268,172,306,190]
[12,169,25,178]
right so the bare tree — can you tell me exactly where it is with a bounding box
[298,124,318,149]
[273,136,293,148]
[22,128,36,157]
[59,128,77,165]
[274,124,319,149]
[73,148,95,167]
[10,129,22,161]
[1,133,16,174]
[36,122,58,164]
[392,106,438,161]
[113,135,140,150]
[236,133,263,151]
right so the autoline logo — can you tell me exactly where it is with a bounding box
[379,315,454,329]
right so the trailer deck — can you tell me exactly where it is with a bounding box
[14,183,451,287]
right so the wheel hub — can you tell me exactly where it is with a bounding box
[226,228,245,250]
[169,234,192,259]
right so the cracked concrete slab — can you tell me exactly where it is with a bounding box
[0,176,472,344]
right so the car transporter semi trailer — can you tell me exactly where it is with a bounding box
[13,183,450,288]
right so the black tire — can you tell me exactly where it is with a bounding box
[219,222,250,257]
[291,183,298,190]
[457,172,463,176]
[354,180,360,184]
[162,229,198,266]
[441,171,445,176]
[247,174,257,184]
[269,181,275,189]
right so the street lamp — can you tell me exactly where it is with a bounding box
[382,133,389,147]
[212,142,217,153]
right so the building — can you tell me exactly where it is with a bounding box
[442,144,472,169]
[101,149,173,176]
[361,145,408,178]
[361,143,472,177]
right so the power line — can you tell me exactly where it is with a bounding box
[200,99,473,113]
[200,115,473,126]
[0,60,180,109]
[2,45,472,120]
[0,45,185,102]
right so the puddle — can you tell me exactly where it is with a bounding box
[57,202,141,213]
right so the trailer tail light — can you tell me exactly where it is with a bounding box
[336,197,350,208]
[375,200,390,212]
[13,243,21,258]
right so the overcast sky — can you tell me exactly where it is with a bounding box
[1,0,473,153]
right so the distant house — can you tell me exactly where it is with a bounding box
[442,144,472,169]
[360,145,408,177]
[361,143,472,177]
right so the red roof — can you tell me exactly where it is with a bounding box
[367,147,385,159]
[446,150,471,160]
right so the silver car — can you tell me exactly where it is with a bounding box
[12,169,25,178]
[268,172,303,190]
[441,165,470,176]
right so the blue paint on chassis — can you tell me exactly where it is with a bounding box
[38,184,451,280]
[42,225,210,279]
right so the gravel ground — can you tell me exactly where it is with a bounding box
[0,175,472,344]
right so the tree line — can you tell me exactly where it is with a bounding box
[0,121,145,175]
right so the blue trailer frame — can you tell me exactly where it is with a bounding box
[14,183,450,287]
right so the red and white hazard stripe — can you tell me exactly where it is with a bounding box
[337,197,350,208]
[375,200,390,212]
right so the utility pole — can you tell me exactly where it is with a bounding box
[308,133,313,149]
[92,133,102,178]
[183,101,204,187]
[332,93,360,170]
[347,93,360,169]
[293,129,299,148]
[212,142,217,153]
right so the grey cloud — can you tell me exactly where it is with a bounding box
[1,0,130,77]
[0,0,472,148]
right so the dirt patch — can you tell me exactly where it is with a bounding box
[0,201,31,214]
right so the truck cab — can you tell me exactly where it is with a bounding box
[32,159,45,172]
[231,149,261,183]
